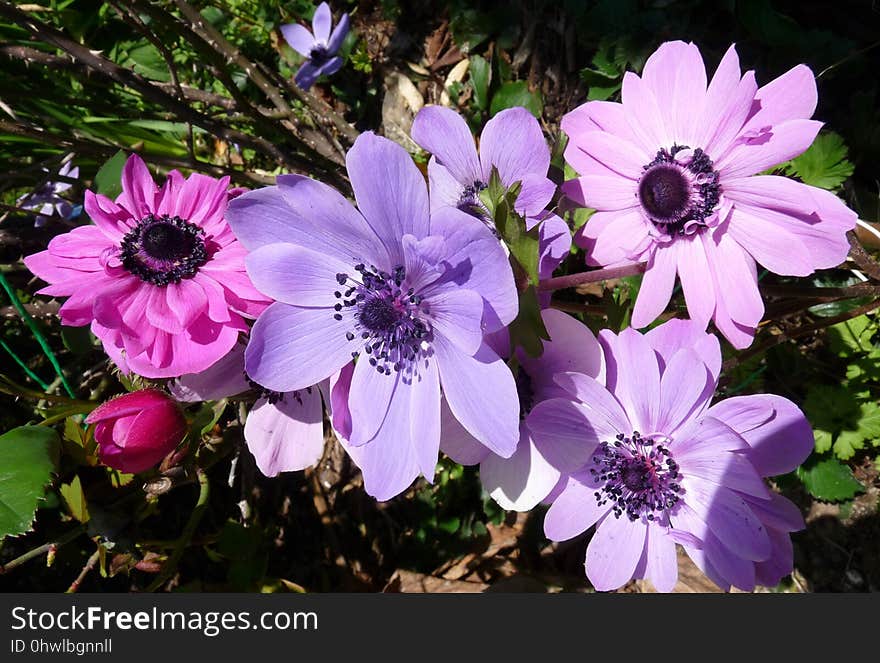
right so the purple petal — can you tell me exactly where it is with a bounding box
[550,372,630,436]
[619,71,670,154]
[329,362,354,439]
[281,23,316,57]
[565,129,646,179]
[245,391,324,476]
[479,107,551,187]
[245,243,352,306]
[574,208,651,268]
[227,178,386,266]
[681,477,772,562]
[245,303,353,392]
[537,213,571,282]
[411,106,482,186]
[726,206,816,276]
[743,64,817,132]
[346,132,430,264]
[657,348,714,434]
[746,492,805,533]
[327,13,350,54]
[604,328,661,434]
[426,158,465,213]
[676,443,771,500]
[439,397,490,465]
[527,396,606,472]
[429,208,518,330]
[311,2,332,43]
[313,56,344,79]
[543,470,608,541]
[294,62,320,90]
[171,342,250,401]
[564,174,639,211]
[427,288,484,355]
[410,359,441,479]
[347,357,397,446]
[704,531,756,591]
[723,176,856,269]
[707,394,813,477]
[717,119,823,179]
[519,308,604,400]
[645,317,722,380]
[480,424,561,512]
[755,528,794,588]
[435,337,519,458]
[514,174,556,226]
[586,511,648,591]
[675,233,715,327]
[341,382,420,501]
[645,522,679,592]
[630,244,677,328]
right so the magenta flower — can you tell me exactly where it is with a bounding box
[85,388,187,474]
[411,106,557,230]
[529,319,813,591]
[562,41,857,348]
[226,132,520,501]
[441,309,604,511]
[24,155,269,378]
[281,2,349,90]
[171,343,324,477]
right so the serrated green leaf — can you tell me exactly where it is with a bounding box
[94,150,127,199]
[489,81,542,118]
[60,475,89,523]
[813,428,833,454]
[782,132,854,190]
[832,430,865,460]
[857,401,880,440]
[797,457,863,502]
[827,315,875,356]
[0,426,61,539]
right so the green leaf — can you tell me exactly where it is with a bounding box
[832,430,865,460]
[470,55,491,111]
[797,457,863,502]
[827,315,875,356]
[489,81,542,118]
[60,475,90,523]
[508,286,550,358]
[782,132,854,190]
[61,325,95,356]
[94,150,127,199]
[0,426,61,539]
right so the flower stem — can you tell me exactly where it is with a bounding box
[0,272,75,398]
[537,263,646,292]
[0,525,86,575]
[146,469,210,592]
[0,338,50,390]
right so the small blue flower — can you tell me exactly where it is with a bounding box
[281,2,350,90]
[17,160,81,228]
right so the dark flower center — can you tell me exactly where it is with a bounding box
[244,372,312,405]
[120,214,208,286]
[515,366,534,417]
[590,431,682,522]
[638,145,721,236]
[334,264,432,378]
[309,44,331,66]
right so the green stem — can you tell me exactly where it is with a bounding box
[0,525,86,575]
[0,272,75,398]
[146,469,210,592]
[0,338,50,390]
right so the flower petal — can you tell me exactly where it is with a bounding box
[411,105,482,185]
[280,22,316,56]
[543,470,608,541]
[586,511,648,591]
[245,391,324,476]
[479,106,550,186]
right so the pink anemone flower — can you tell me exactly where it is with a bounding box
[24,154,269,378]
[562,41,857,348]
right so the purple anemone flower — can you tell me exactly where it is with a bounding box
[529,319,813,592]
[562,41,857,348]
[171,343,325,477]
[411,106,557,231]
[226,132,520,501]
[442,308,604,511]
[18,160,80,228]
[281,2,349,90]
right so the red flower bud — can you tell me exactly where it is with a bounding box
[85,389,187,474]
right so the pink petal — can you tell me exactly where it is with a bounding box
[631,244,677,329]
[586,512,648,591]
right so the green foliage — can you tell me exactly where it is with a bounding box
[94,150,128,199]
[796,457,863,502]
[489,81,542,118]
[0,426,60,540]
[782,132,854,191]
[469,55,491,111]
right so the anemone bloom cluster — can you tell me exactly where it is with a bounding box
[25,38,859,592]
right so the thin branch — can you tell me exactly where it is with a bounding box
[538,263,646,292]
[0,526,86,575]
[65,548,101,593]
[847,231,880,282]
